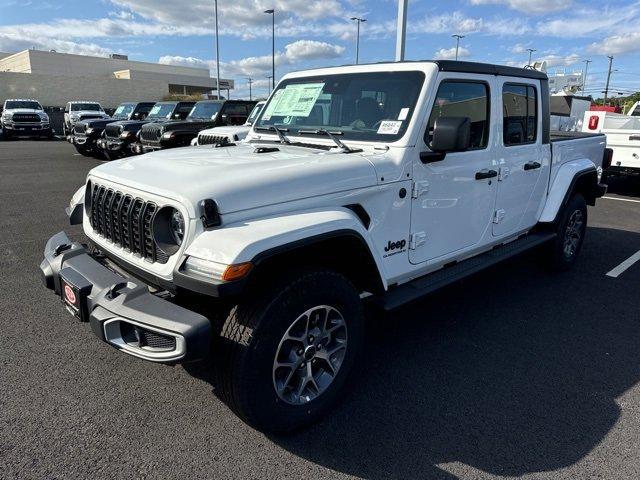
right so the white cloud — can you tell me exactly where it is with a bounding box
[536,5,640,38]
[588,32,640,55]
[539,53,580,67]
[469,0,573,14]
[0,32,113,57]
[160,39,345,78]
[434,46,471,60]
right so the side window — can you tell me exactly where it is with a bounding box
[426,81,490,149]
[502,84,538,146]
[223,104,249,116]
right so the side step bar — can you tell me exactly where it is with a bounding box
[376,232,556,311]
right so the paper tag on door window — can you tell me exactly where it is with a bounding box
[377,120,402,135]
[398,108,410,121]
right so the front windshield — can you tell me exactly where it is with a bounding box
[113,103,134,118]
[71,103,102,112]
[6,100,43,110]
[246,102,265,125]
[256,71,425,142]
[148,103,176,119]
[189,102,222,120]
[631,104,640,117]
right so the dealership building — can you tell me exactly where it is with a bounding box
[0,49,233,108]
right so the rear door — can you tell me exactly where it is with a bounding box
[492,80,550,237]
[409,74,498,265]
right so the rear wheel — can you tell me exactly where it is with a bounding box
[546,193,587,271]
[213,269,364,433]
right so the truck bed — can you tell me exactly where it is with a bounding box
[550,131,605,142]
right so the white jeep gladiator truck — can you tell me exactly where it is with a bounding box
[583,101,640,180]
[40,61,608,432]
[192,101,265,146]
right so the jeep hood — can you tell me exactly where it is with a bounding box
[89,142,378,215]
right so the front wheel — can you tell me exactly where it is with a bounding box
[213,269,364,433]
[546,193,587,271]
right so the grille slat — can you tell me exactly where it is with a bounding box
[140,125,163,144]
[89,184,166,263]
[105,124,122,139]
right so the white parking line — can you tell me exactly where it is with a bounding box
[603,196,640,204]
[606,250,640,278]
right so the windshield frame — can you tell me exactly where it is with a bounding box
[245,102,265,125]
[254,70,426,144]
[5,100,43,110]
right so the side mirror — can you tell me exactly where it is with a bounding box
[421,116,471,163]
[432,116,471,152]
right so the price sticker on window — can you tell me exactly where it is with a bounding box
[377,120,402,135]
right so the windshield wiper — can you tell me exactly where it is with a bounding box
[255,125,290,144]
[298,129,361,153]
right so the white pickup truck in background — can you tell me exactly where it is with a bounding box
[41,60,608,433]
[583,101,640,180]
[193,100,265,146]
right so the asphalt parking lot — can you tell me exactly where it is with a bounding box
[1,140,639,479]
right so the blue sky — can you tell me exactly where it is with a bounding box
[1,0,639,99]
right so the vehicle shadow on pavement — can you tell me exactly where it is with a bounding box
[262,226,640,479]
[605,176,640,198]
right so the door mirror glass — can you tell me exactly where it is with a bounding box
[431,117,471,152]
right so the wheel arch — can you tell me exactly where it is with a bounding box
[539,162,602,224]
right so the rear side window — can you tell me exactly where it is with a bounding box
[426,81,490,149]
[224,104,249,116]
[503,84,537,145]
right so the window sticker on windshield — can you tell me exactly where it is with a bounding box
[263,83,325,119]
[398,108,410,121]
[377,120,402,135]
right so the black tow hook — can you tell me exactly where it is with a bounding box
[54,243,73,257]
[106,282,128,300]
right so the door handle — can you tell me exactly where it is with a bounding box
[524,161,541,171]
[475,169,498,180]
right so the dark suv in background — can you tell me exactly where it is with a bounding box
[99,101,195,159]
[71,102,155,158]
[138,100,256,152]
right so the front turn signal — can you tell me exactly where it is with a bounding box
[222,262,253,282]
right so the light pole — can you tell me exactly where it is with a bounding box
[350,17,366,64]
[395,0,408,61]
[264,9,275,89]
[266,75,273,94]
[604,55,614,105]
[246,77,253,101]
[214,0,221,100]
[526,48,536,67]
[582,59,592,94]
[452,34,465,61]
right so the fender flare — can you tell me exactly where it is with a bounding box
[181,207,388,295]
[539,160,599,224]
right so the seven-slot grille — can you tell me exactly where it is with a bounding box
[198,134,230,145]
[13,113,41,123]
[140,125,163,144]
[74,123,87,135]
[105,124,122,139]
[89,184,169,264]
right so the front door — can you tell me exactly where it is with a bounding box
[492,79,549,237]
[409,75,498,265]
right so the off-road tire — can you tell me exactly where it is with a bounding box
[546,193,587,271]
[213,269,364,433]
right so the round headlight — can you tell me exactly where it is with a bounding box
[170,210,185,245]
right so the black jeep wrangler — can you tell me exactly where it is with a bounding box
[138,100,256,152]
[98,101,195,160]
[71,102,155,158]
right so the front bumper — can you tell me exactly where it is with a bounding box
[3,122,51,135]
[39,231,211,363]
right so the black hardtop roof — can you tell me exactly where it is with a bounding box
[196,99,257,104]
[310,60,549,81]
